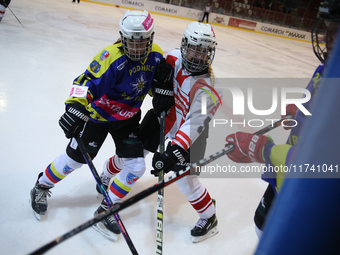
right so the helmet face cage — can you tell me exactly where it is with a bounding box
[311,17,328,63]
[180,22,217,73]
[119,10,154,62]
[311,0,340,63]
[181,38,216,73]
[120,32,154,62]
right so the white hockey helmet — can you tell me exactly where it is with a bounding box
[119,10,154,62]
[181,22,217,73]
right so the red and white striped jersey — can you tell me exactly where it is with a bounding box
[164,49,222,151]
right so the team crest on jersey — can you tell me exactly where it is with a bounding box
[130,72,148,95]
[100,50,110,61]
[63,165,74,175]
[90,60,101,73]
[126,172,139,185]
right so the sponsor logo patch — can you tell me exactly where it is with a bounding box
[69,85,88,98]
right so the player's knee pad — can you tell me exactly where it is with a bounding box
[123,157,146,177]
[113,157,145,189]
[175,175,203,197]
[52,153,83,175]
[63,153,83,169]
[104,155,124,177]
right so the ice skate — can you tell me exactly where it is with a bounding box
[191,214,218,243]
[30,173,52,220]
[95,171,111,194]
[92,200,121,241]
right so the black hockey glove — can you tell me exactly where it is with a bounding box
[152,58,174,117]
[172,161,190,172]
[58,103,90,139]
[151,143,188,177]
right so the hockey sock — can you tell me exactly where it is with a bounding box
[189,187,215,219]
[39,153,82,186]
[108,157,145,202]
[176,175,215,219]
[104,155,124,178]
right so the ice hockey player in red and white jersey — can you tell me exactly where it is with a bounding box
[101,21,222,243]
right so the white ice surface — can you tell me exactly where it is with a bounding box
[0,0,319,254]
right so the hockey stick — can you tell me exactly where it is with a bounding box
[28,116,290,255]
[75,136,138,255]
[7,7,25,28]
[253,115,292,135]
[156,111,166,255]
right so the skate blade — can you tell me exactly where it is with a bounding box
[92,222,118,242]
[29,199,44,221]
[192,227,219,243]
[33,211,42,220]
